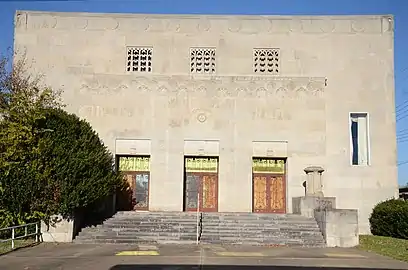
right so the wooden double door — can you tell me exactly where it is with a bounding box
[124,172,150,211]
[184,173,218,212]
[119,156,151,211]
[252,158,286,214]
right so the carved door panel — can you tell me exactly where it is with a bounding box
[269,176,285,213]
[200,174,218,212]
[253,175,286,213]
[134,173,149,211]
[253,176,268,212]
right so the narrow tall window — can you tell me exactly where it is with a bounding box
[350,113,369,166]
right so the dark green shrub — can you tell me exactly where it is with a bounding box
[39,108,124,219]
[369,199,408,239]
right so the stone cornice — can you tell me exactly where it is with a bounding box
[15,10,393,34]
[16,10,392,20]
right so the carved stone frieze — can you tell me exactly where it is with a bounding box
[79,75,326,99]
[19,11,389,35]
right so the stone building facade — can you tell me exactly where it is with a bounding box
[14,10,398,234]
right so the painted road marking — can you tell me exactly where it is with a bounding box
[116,250,159,256]
[324,253,366,258]
[216,252,265,257]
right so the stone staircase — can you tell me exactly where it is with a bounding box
[74,211,326,247]
[200,213,325,247]
[75,212,198,244]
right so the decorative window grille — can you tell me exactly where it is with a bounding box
[126,47,152,72]
[190,47,216,74]
[253,48,280,74]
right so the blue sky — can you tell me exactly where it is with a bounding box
[0,0,407,185]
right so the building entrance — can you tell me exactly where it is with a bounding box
[252,158,286,214]
[183,157,218,212]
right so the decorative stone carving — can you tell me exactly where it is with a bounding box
[29,14,57,29]
[15,12,27,29]
[197,18,211,32]
[227,18,241,32]
[56,17,88,30]
[304,166,325,197]
[289,20,303,32]
[19,11,385,35]
[382,16,393,33]
[351,20,365,33]
[166,19,181,32]
[78,105,134,118]
[78,75,326,99]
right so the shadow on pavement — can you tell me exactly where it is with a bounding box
[110,265,406,270]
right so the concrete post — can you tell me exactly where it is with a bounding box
[304,166,325,197]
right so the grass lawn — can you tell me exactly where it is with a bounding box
[0,239,37,255]
[359,235,408,262]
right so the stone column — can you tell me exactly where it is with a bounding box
[304,166,324,197]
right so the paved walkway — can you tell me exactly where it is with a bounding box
[1,243,408,270]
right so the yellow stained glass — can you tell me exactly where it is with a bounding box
[252,158,285,174]
[185,157,218,173]
[119,157,150,172]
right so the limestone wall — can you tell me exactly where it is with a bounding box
[13,11,398,233]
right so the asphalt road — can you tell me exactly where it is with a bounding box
[1,243,408,270]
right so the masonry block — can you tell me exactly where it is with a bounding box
[292,196,336,218]
[41,215,74,242]
[314,209,359,247]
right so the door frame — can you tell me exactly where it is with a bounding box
[251,157,287,214]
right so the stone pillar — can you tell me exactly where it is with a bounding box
[304,166,324,197]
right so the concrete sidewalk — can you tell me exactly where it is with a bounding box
[1,243,408,270]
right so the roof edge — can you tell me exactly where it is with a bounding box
[15,10,394,20]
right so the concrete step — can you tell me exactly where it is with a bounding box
[200,230,322,236]
[103,221,198,226]
[202,219,318,224]
[202,223,320,229]
[74,238,157,244]
[73,236,188,243]
[200,240,326,247]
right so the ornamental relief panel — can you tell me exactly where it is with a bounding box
[78,75,325,100]
[19,13,390,34]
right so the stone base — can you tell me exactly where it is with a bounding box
[41,215,74,242]
[292,196,336,218]
[314,209,359,248]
